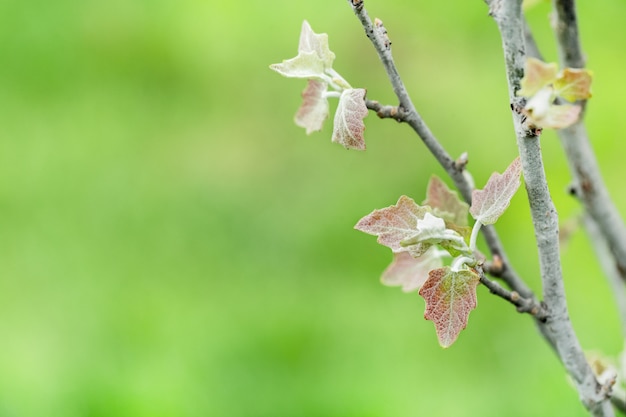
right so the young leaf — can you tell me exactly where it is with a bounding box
[470,157,522,225]
[423,176,470,227]
[295,80,329,134]
[269,51,326,80]
[516,58,591,129]
[381,250,443,293]
[525,102,582,130]
[332,88,368,150]
[419,266,480,348]
[517,58,558,98]
[354,195,430,252]
[554,68,593,102]
[298,20,335,69]
[270,21,336,80]
[400,213,471,257]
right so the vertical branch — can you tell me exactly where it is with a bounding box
[582,215,626,338]
[552,0,585,68]
[485,0,613,415]
[550,0,626,284]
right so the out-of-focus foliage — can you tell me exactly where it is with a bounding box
[0,0,625,416]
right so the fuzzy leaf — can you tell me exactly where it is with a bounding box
[401,213,471,257]
[470,157,522,225]
[517,58,558,98]
[527,102,581,129]
[332,88,368,150]
[521,86,582,129]
[269,51,325,79]
[419,267,479,348]
[295,80,329,134]
[381,250,443,293]
[522,87,553,122]
[554,68,593,102]
[355,195,430,252]
[423,176,470,227]
[298,20,335,69]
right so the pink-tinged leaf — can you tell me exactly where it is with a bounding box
[534,103,581,129]
[470,157,522,225]
[424,176,470,227]
[522,97,581,129]
[419,266,480,348]
[332,88,368,150]
[298,20,335,69]
[354,195,430,252]
[517,58,558,98]
[381,250,443,293]
[554,68,593,102]
[295,80,329,134]
[269,51,325,79]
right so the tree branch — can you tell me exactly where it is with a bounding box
[485,0,614,415]
[477,265,548,320]
[581,214,626,338]
[552,0,585,69]
[349,1,534,301]
[549,0,626,285]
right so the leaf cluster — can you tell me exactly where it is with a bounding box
[517,58,593,129]
[270,21,369,150]
[355,159,522,347]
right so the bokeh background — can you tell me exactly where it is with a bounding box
[0,0,624,416]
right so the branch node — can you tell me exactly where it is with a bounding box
[374,18,391,50]
[454,152,469,171]
[349,0,364,12]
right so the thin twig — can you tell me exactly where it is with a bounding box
[350,1,533,300]
[486,0,613,415]
[477,265,548,320]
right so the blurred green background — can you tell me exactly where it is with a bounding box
[0,0,624,416]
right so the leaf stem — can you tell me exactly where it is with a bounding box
[320,73,344,92]
[326,68,352,90]
[476,266,548,320]
[469,220,482,253]
[323,91,342,99]
[451,256,474,272]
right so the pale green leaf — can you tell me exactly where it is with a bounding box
[517,58,558,98]
[298,20,335,69]
[554,68,593,102]
[269,51,325,79]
